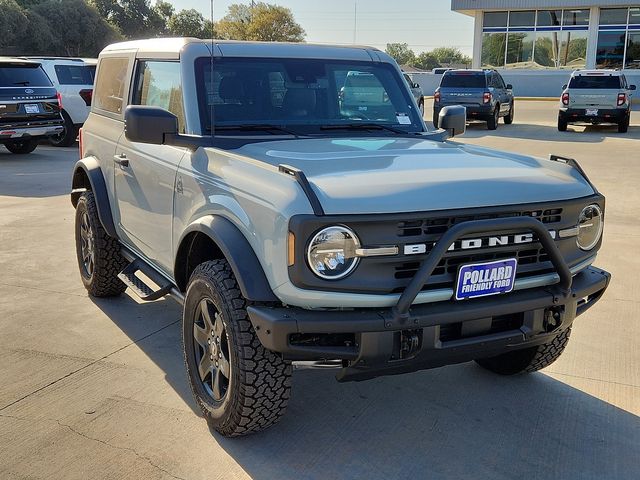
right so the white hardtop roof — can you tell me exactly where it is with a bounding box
[572,69,622,76]
[101,37,385,60]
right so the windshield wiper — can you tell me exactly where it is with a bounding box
[320,123,412,134]
[212,124,302,137]
[13,81,30,86]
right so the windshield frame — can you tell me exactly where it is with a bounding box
[194,56,425,137]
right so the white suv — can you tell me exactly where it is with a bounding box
[27,57,96,146]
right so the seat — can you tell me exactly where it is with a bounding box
[282,88,317,118]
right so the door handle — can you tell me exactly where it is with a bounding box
[114,153,129,167]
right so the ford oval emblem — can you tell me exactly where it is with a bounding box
[24,88,34,94]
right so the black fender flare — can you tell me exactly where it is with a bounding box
[177,216,278,303]
[70,157,117,238]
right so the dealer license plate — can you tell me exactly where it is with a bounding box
[455,258,517,300]
[24,104,39,114]
[585,108,598,116]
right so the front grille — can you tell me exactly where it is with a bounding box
[288,197,598,295]
[397,208,562,238]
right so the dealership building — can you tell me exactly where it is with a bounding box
[412,2,640,96]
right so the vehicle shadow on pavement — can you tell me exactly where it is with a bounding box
[0,147,77,198]
[461,122,640,143]
[216,365,640,479]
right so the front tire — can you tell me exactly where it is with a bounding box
[432,110,439,128]
[419,100,425,118]
[50,110,77,147]
[475,328,571,375]
[5,138,38,154]
[183,260,292,437]
[74,191,127,297]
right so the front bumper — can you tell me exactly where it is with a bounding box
[248,267,610,381]
[559,107,628,124]
[0,123,64,141]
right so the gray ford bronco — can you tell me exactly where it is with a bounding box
[71,38,610,437]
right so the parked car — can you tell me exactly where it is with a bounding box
[403,73,425,115]
[26,57,96,146]
[0,57,64,154]
[558,69,636,133]
[72,39,609,437]
[433,69,514,130]
[432,67,451,75]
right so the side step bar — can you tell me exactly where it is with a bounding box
[117,260,173,301]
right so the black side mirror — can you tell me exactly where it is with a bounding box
[413,82,420,89]
[630,84,637,91]
[562,84,568,90]
[125,105,178,145]
[506,84,513,90]
[438,105,466,137]
[125,105,211,151]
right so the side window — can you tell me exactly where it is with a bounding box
[54,64,94,85]
[132,61,185,132]
[495,73,506,89]
[93,57,129,115]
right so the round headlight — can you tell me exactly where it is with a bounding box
[307,226,360,280]
[576,204,603,250]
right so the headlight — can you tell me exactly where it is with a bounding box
[307,226,360,279]
[576,204,603,250]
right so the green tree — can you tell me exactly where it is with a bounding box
[385,43,415,66]
[0,0,28,52]
[32,0,121,56]
[217,2,305,42]
[91,0,164,38]
[414,51,440,70]
[430,47,472,66]
[153,0,173,25]
[167,9,213,39]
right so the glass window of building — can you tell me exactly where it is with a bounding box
[558,30,588,69]
[536,10,561,27]
[509,10,535,27]
[534,31,560,68]
[483,11,508,28]
[600,8,629,25]
[562,9,590,26]
[626,32,640,69]
[596,31,627,69]
[481,33,506,67]
[506,32,535,67]
[629,8,640,25]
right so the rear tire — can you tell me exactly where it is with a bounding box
[503,102,514,124]
[5,138,38,154]
[618,112,630,133]
[558,116,568,132]
[183,260,292,437]
[419,100,425,118]
[487,106,499,130]
[50,110,77,147]
[74,191,127,297]
[475,328,571,375]
[432,111,439,128]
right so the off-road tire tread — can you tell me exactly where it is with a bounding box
[476,328,571,375]
[487,107,499,130]
[187,260,292,437]
[76,192,127,297]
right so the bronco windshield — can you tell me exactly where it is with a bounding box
[194,57,424,135]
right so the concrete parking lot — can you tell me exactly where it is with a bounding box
[1,101,638,480]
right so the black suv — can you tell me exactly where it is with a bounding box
[434,69,514,130]
[0,58,64,154]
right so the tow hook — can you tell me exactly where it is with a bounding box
[400,329,421,359]
[543,307,563,333]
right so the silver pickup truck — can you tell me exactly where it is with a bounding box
[71,38,610,437]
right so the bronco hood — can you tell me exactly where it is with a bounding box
[236,137,595,214]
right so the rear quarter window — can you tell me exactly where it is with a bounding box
[441,73,486,88]
[569,76,621,89]
[0,63,52,87]
[54,64,95,85]
[93,57,129,114]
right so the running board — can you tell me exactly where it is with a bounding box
[117,260,173,301]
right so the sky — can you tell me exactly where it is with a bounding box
[167,0,475,56]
